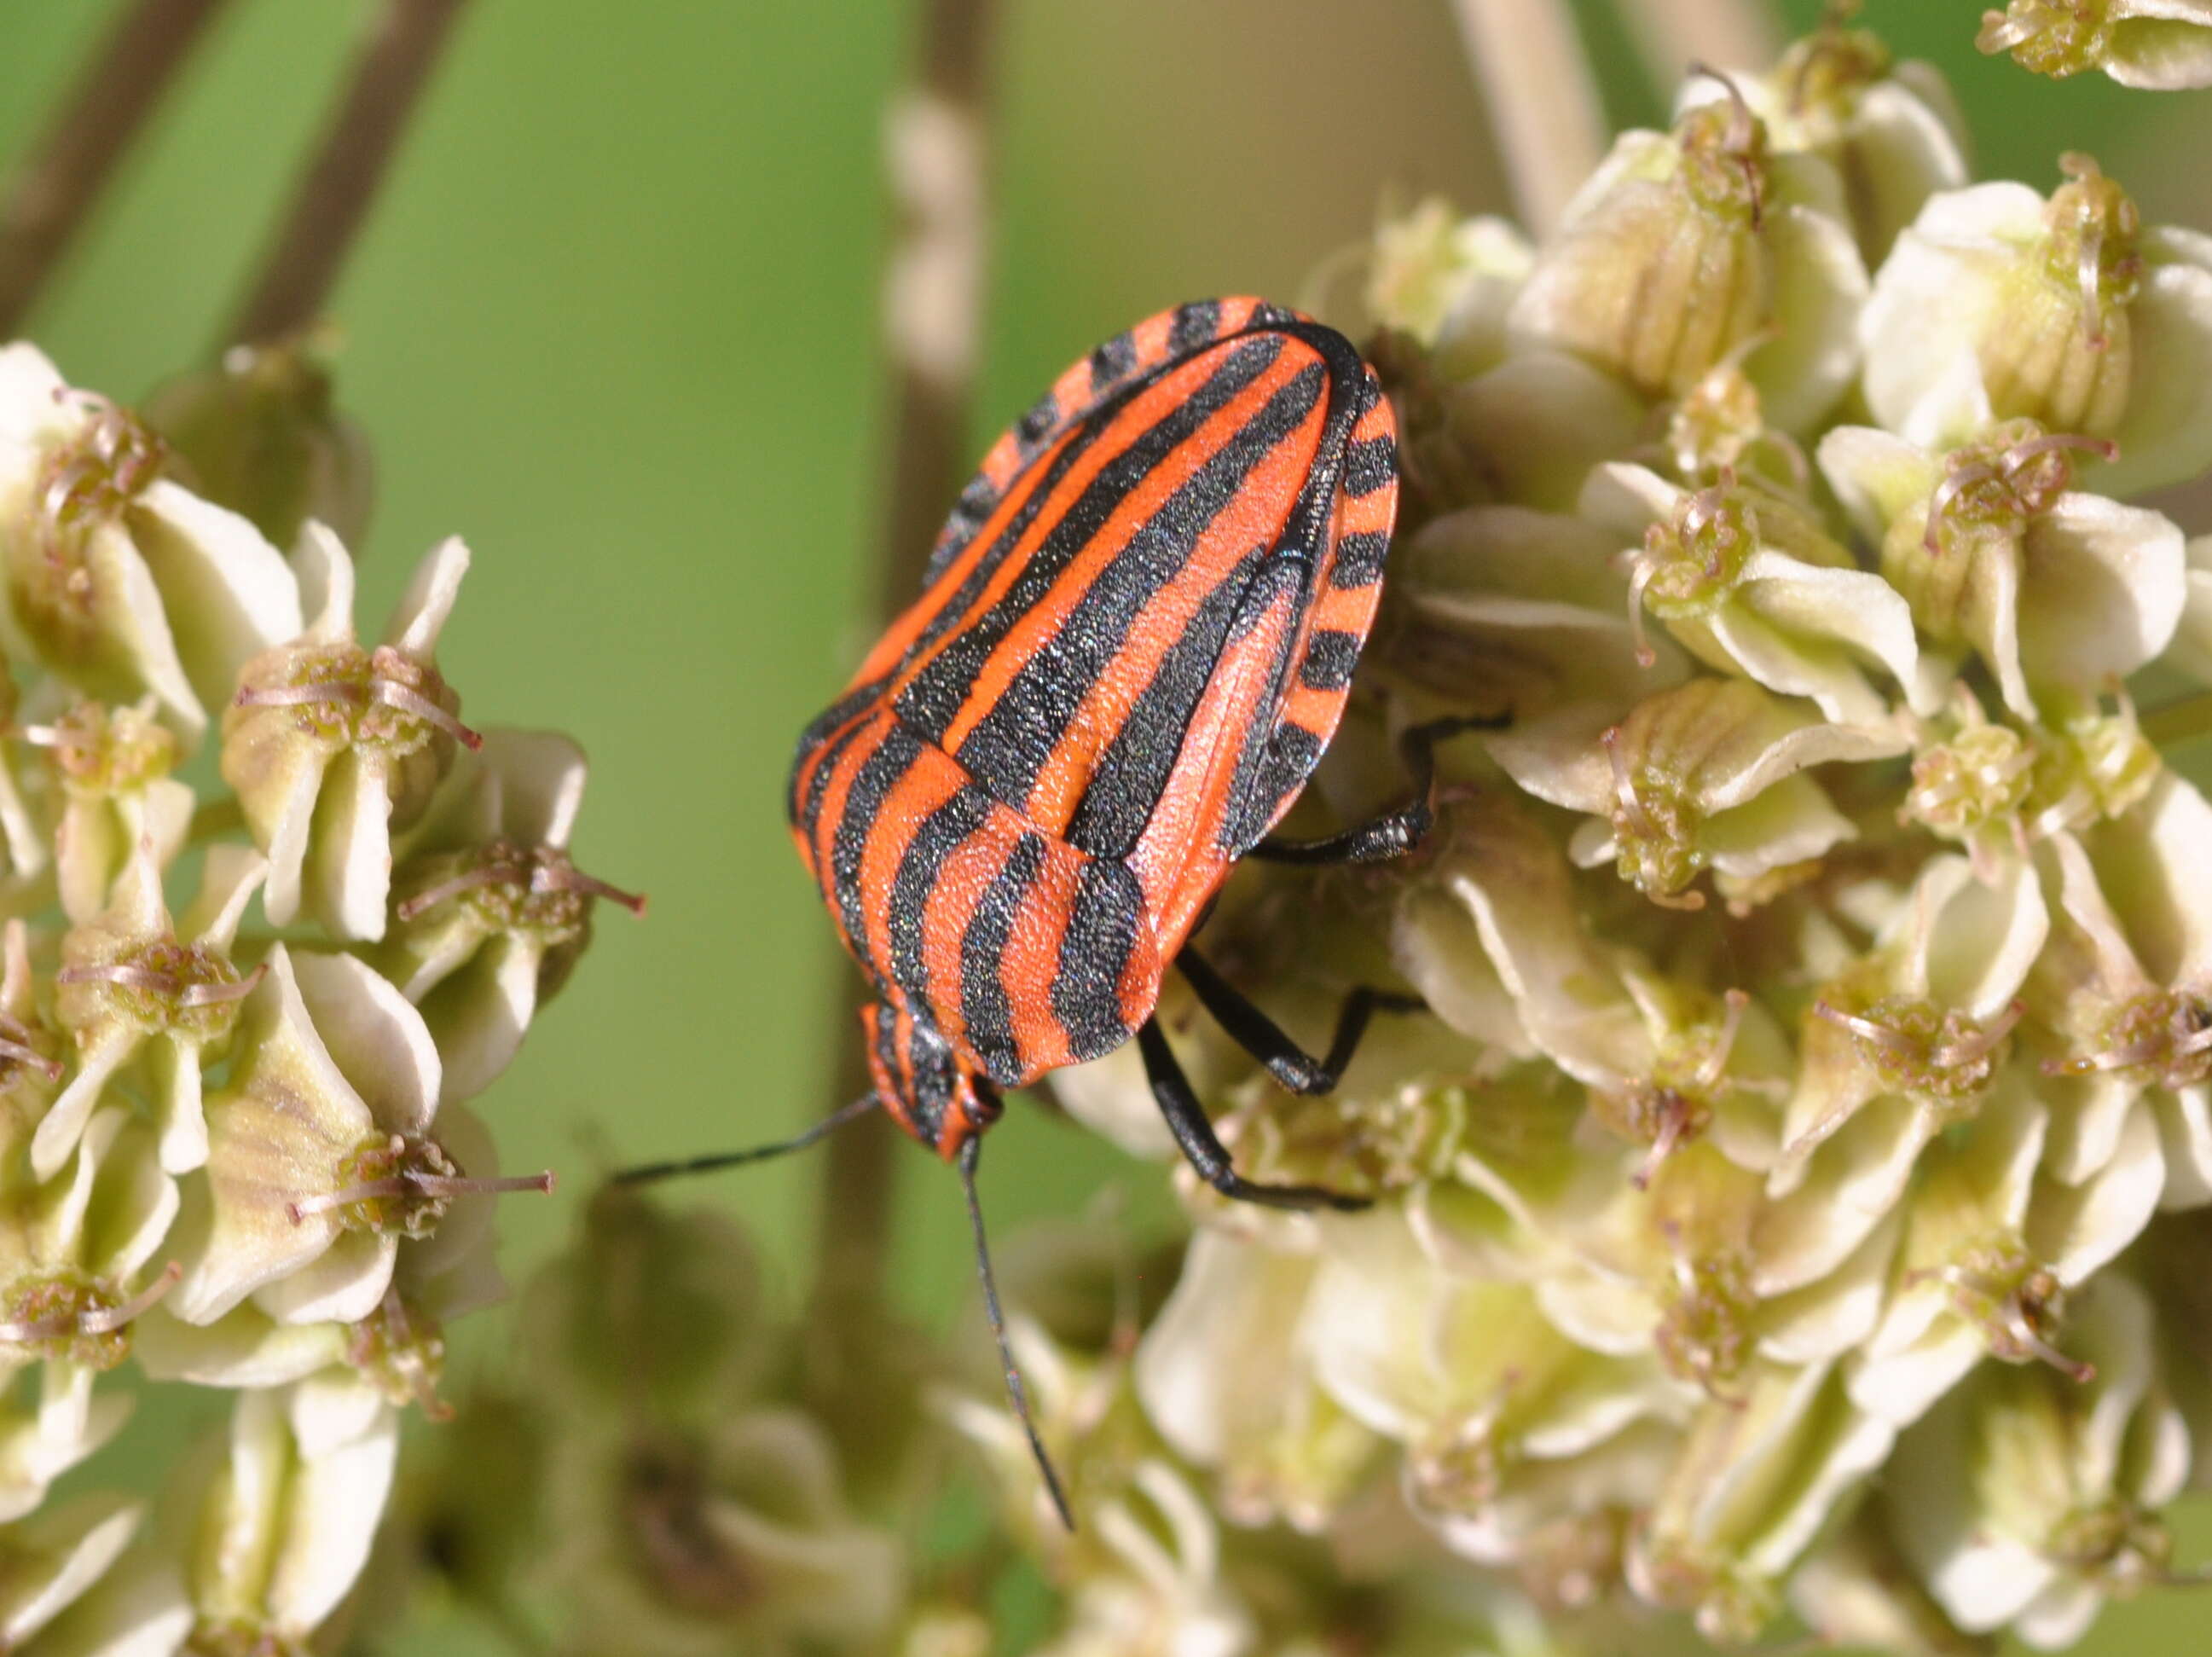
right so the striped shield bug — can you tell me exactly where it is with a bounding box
[622,297,1473,1525]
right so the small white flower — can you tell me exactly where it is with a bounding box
[1487,678,1907,909]
[381,727,641,1103]
[1508,96,1868,434]
[1583,462,1925,723]
[1819,405,2185,720]
[1861,159,2212,495]
[171,947,544,1329]
[1680,29,1968,262]
[0,345,300,743]
[34,843,266,1179]
[1885,1273,2192,1648]
[223,522,478,941]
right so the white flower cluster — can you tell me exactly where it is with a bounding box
[984,25,2212,1654]
[0,342,630,1653]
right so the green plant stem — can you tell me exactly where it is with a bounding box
[1448,0,1607,239]
[0,0,233,336]
[2143,691,2212,751]
[1618,0,1784,87]
[225,0,472,347]
[811,0,1000,1327]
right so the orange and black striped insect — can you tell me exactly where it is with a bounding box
[622,297,1465,1523]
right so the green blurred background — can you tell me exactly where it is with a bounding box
[0,0,2205,1650]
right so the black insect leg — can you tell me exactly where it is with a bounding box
[1177,947,1420,1096]
[1248,713,1498,865]
[1137,1017,1371,1213]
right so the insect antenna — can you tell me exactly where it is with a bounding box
[611,1092,878,1185]
[957,1137,1077,1532]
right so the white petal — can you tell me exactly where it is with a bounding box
[383,536,469,658]
[304,754,393,943]
[1749,202,1870,433]
[1133,1229,1316,1465]
[263,1399,397,1631]
[472,727,588,849]
[284,950,440,1136]
[290,520,357,644]
[250,1230,397,1327]
[2018,495,2186,690]
[1815,424,1938,542]
[130,481,302,710]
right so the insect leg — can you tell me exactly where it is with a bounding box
[1137,1017,1371,1212]
[1248,713,1499,865]
[1177,947,1419,1095]
[957,1138,1077,1532]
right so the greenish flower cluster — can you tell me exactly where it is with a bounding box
[0,339,634,1653]
[1013,22,2212,1654]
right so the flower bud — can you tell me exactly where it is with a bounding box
[141,338,373,553]
[1508,87,1867,432]
[1862,159,2212,495]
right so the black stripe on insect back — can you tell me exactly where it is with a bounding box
[958,829,1048,1083]
[949,360,1329,814]
[1332,530,1388,589]
[886,784,995,1008]
[1089,330,1138,397]
[828,721,924,968]
[1341,436,1394,498]
[1169,299,1222,354]
[893,335,1287,742]
[1299,629,1362,692]
[788,681,888,827]
[1052,860,1147,1061]
[1061,541,1266,861]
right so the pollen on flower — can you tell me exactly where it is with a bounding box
[1815,996,2023,1114]
[1593,992,1754,1187]
[2047,1498,2174,1591]
[233,640,481,756]
[1979,1,2116,80]
[25,698,177,797]
[1920,1235,2093,1381]
[34,395,166,537]
[1410,1395,1519,1513]
[2044,990,2212,1091]
[348,1288,453,1418]
[394,838,646,938]
[1921,420,2116,558]
[57,943,263,1043]
[0,1262,182,1370]
[290,1131,554,1237]
[1655,1249,1755,1399]
[1776,12,1894,123]
[1676,75,1769,229]
[1625,476,1758,661]
[1905,715,2035,841]
[1603,727,1706,908]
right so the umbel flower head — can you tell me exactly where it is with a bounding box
[947,17,2212,1657]
[0,319,624,1654]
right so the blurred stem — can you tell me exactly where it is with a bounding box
[225,0,471,347]
[0,0,232,336]
[811,0,1000,1332]
[2143,691,2212,751]
[1447,0,1606,239]
[1618,0,1783,86]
